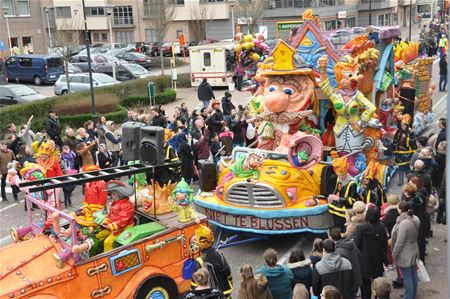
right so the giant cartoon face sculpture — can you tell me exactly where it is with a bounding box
[261,40,316,115]
[264,74,315,113]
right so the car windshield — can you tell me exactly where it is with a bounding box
[127,64,148,75]
[10,85,38,96]
[94,73,116,84]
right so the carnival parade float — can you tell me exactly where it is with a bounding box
[194,10,435,235]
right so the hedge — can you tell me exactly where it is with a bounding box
[119,89,177,107]
[0,74,190,134]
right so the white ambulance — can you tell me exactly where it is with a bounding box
[189,42,235,87]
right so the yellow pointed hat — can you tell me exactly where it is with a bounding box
[262,40,314,80]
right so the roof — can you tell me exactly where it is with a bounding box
[11,54,62,59]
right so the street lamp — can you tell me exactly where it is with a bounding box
[44,8,53,53]
[3,7,12,56]
[105,4,116,81]
[229,0,236,38]
[81,0,97,124]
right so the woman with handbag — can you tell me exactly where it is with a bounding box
[391,201,420,299]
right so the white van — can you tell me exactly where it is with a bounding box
[189,42,234,87]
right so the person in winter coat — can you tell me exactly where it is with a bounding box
[96,116,107,145]
[402,179,428,263]
[45,109,63,148]
[257,248,294,299]
[344,201,366,239]
[382,194,400,238]
[222,91,235,121]
[309,238,324,267]
[393,116,416,186]
[237,264,272,299]
[177,133,195,184]
[219,127,234,156]
[230,111,247,147]
[435,118,446,150]
[286,248,312,296]
[312,239,353,299]
[353,205,388,299]
[198,78,216,109]
[432,141,446,189]
[328,227,362,297]
[0,140,18,202]
[184,268,226,299]
[391,201,420,299]
[104,121,121,167]
[97,143,114,169]
[209,133,222,167]
[151,107,168,128]
[207,100,226,134]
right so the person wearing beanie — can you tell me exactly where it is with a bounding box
[221,91,235,122]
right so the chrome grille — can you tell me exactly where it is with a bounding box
[225,182,284,208]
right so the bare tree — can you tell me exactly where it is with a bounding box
[145,0,176,75]
[234,0,269,33]
[52,21,80,94]
[189,4,212,41]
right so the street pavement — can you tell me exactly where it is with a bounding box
[1,24,448,298]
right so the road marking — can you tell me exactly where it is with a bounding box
[0,200,24,213]
[433,93,448,112]
[279,237,306,264]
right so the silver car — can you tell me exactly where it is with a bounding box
[0,84,47,106]
[54,73,119,95]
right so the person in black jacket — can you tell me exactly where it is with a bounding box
[177,133,195,184]
[97,143,113,169]
[382,194,400,238]
[439,53,447,91]
[198,78,215,109]
[312,239,353,299]
[45,109,63,148]
[435,118,446,150]
[206,100,226,134]
[221,91,235,123]
[287,248,312,297]
[353,205,388,299]
[151,107,168,128]
[328,227,362,298]
[229,112,247,147]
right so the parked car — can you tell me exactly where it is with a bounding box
[352,27,366,34]
[67,63,82,74]
[198,39,219,45]
[69,54,112,73]
[149,42,163,56]
[54,73,119,95]
[106,63,152,81]
[419,12,431,18]
[0,84,47,106]
[4,55,64,85]
[115,51,153,68]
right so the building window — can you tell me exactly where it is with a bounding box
[114,6,134,25]
[319,0,336,6]
[115,31,134,44]
[3,0,15,16]
[86,7,105,16]
[378,14,384,26]
[102,33,108,41]
[17,0,30,16]
[169,0,185,4]
[143,0,151,15]
[325,20,337,30]
[93,33,108,42]
[145,29,158,42]
[56,6,71,18]
[345,17,355,27]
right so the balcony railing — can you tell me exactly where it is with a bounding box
[273,0,339,8]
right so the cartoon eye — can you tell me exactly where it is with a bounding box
[283,88,293,95]
[268,86,277,92]
[348,74,353,78]
[357,72,360,76]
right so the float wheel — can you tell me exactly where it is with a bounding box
[135,276,178,299]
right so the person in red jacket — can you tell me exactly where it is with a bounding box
[35,140,63,178]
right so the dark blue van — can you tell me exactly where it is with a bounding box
[5,55,64,85]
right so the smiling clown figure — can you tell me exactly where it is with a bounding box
[170,178,195,223]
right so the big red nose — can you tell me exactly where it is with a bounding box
[264,91,290,113]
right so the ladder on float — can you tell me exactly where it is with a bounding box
[19,162,180,192]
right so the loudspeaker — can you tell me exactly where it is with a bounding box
[198,159,217,192]
[122,122,146,162]
[139,126,165,166]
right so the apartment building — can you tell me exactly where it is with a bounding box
[0,0,47,55]
[0,0,424,57]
